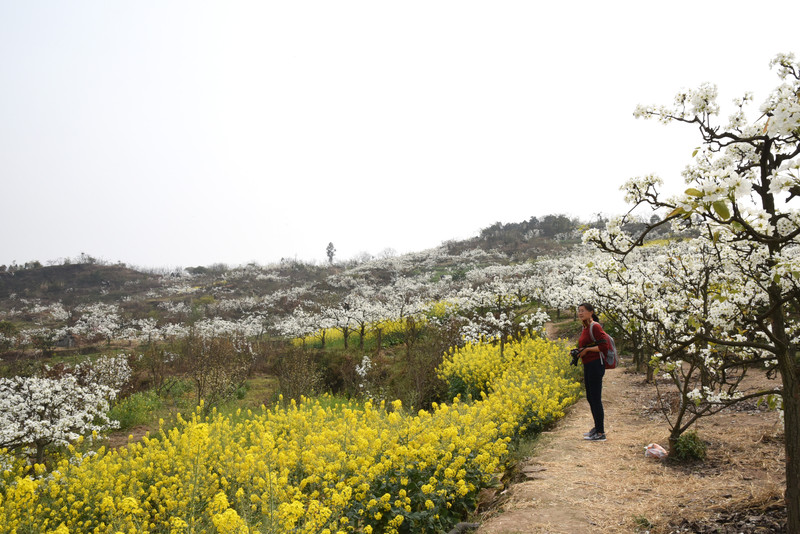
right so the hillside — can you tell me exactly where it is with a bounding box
[0,211,662,311]
[0,235,544,332]
[0,217,791,533]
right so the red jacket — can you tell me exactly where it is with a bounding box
[578,321,608,364]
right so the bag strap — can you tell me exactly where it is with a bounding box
[587,322,605,364]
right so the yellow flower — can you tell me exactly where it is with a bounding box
[211,509,248,534]
[1,335,580,534]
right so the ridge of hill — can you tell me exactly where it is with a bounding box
[0,233,573,309]
[0,208,679,308]
[0,263,159,304]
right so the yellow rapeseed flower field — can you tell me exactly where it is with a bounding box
[292,316,412,348]
[0,336,579,533]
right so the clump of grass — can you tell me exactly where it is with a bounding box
[673,430,707,461]
[109,390,163,430]
[634,515,653,531]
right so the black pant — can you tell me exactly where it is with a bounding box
[583,358,605,434]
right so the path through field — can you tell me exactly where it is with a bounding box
[474,345,785,533]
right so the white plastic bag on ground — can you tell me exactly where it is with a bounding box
[644,443,668,459]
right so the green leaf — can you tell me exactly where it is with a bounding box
[685,188,703,197]
[712,200,731,220]
[692,146,701,157]
[667,207,686,218]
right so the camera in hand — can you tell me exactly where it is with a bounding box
[569,348,581,366]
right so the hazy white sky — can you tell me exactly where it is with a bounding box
[1,1,798,268]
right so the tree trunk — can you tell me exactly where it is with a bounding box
[782,367,800,533]
[665,396,689,457]
[774,309,800,532]
[633,347,643,373]
[667,432,680,458]
[35,441,46,465]
[763,275,799,532]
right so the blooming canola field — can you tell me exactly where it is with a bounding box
[0,336,580,534]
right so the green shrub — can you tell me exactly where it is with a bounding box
[673,430,707,461]
[634,515,653,531]
[163,377,194,399]
[109,390,163,430]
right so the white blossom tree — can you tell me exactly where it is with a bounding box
[585,53,800,530]
[72,303,122,344]
[324,302,357,349]
[0,375,118,464]
[456,264,550,353]
[589,240,781,445]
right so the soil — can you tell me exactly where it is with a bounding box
[108,425,151,449]
[473,325,787,533]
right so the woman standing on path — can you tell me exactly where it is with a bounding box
[576,303,609,442]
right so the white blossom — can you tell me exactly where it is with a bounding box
[0,375,118,459]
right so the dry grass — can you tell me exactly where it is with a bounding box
[475,364,785,533]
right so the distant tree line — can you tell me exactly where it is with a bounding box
[479,214,581,242]
[478,213,679,248]
[0,261,43,273]
[0,252,118,274]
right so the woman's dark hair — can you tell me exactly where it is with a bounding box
[578,302,600,322]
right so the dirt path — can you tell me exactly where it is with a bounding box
[474,361,785,533]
